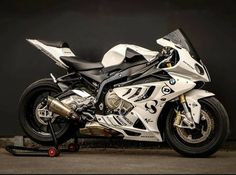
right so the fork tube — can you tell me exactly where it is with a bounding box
[179,94,193,123]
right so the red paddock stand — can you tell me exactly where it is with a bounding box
[5,120,80,157]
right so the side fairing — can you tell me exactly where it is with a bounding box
[97,74,196,142]
[101,44,159,67]
[113,74,196,108]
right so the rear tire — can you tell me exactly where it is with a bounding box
[165,97,230,157]
[19,78,78,146]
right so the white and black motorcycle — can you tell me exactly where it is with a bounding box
[19,29,229,157]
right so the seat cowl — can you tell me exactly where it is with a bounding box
[60,56,104,71]
[38,40,69,48]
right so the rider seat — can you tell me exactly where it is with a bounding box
[60,56,104,71]
[39,40,69,48]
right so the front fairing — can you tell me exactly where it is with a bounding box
[161,29,200,63]
[156,29,211,82]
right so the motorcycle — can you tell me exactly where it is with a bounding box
[19,29,229,157]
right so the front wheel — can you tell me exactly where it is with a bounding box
[165,97,230,157]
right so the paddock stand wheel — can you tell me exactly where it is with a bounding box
[67,128,80,152]
[5,119,62,157]
[48,147,60,157]
[68,143,80,152]
[6,120,81,157]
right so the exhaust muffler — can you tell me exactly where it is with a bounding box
[47,96,79,120]
[47,96,120,137]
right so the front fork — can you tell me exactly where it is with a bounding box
[166,62,196,129]
[174,94,196,129]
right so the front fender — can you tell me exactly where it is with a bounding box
[185,89,215,123]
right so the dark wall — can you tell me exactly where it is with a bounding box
[0,0,236,139]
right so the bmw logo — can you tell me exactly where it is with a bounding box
[169,79,176,85]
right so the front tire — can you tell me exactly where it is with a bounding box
[19,78,77,146]
[165,97,230,157]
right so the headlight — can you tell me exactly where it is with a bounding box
[194,63,204,75]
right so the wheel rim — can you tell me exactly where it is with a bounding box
[176,110,214,144]
[25,88,70,137]
[171,100,219,147]
[35,103,56,125]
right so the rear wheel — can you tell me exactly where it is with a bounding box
[19,78,77,146]
[165,97,229,157]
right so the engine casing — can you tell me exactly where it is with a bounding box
[105,89,133,114]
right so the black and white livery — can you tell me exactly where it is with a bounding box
[19,29,229,157]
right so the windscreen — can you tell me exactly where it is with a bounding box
[163,29,200,62]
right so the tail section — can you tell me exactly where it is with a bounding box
[26,39,75,69]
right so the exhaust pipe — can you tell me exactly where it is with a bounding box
[47,96,79,120]
[80,121,120,137]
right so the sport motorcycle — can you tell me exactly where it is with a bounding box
[19,29,229,157]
